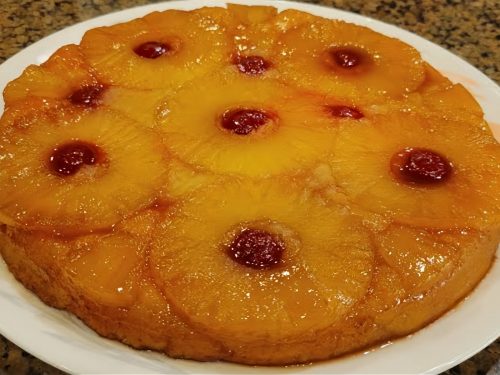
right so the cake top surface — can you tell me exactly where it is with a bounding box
[0,2,499,373]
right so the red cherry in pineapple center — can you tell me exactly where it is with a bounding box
[134,41,170,59]
[228,228,285,270]
[391,148,453,185]
[49,141,101,177]
[329,47,365,69]
[69,84,106,107]
[221,108,271,135]
[327,105,364,119]
[234,55,271,75]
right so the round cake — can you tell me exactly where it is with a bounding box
[0,4,499,366]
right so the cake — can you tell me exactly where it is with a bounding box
[0,4,499,366]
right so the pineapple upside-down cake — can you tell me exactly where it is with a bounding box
[0,4,499,366]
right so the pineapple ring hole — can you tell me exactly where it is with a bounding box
[133,41,173,59]
[326,105,364,119]
[232,55,272,75]
[69,84,107,107]
[227,227,285,270]
[325,46,373,74]
[220,108,275,135]
[48,141,105,177]
[390,147,453,185]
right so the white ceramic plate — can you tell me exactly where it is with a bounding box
[0,1,499,373]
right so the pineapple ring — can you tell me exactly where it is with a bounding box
[80,8,232,89]
[4,209,163,309]
[414,63,452,94]
[2,44,169,128]
[227,7,319,57]
[0,102,167,234]
[8,226,145,308]
[419,83,483,117]
[366,225,497,337]
[276,19,424,99]
[2,45,166,129]
[408,64,483,119]
[407,84,484,121]
[375,224,462,295]
[150,180,374,343]
[329,111,500,229]
[3,45,99,106]
[158,71,337,177]
[227,4,279,69]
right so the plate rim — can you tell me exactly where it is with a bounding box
[0,0,499,374]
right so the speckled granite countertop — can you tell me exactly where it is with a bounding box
[0,0,499,374]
